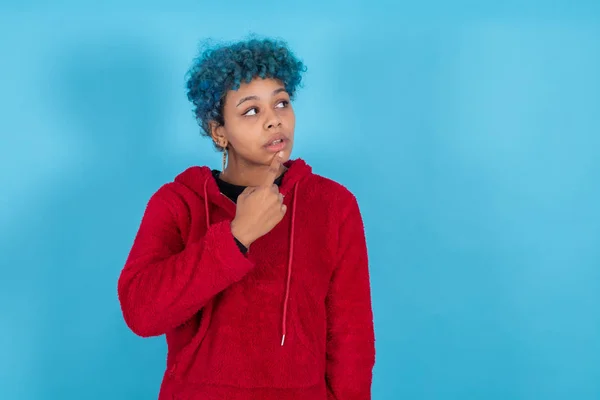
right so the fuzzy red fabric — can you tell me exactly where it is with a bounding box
[117,158,375,399]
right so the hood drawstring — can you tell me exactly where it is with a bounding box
[281,182,298,346]
[203,178,211,228]
[201,177,299,347]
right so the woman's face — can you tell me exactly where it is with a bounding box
[211,77,295,167]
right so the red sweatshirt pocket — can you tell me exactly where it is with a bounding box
[173,275,324,389]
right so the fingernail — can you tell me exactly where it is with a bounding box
[278,151,284,157]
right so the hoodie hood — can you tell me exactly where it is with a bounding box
[174,158,312,205]
[173,158,313,346]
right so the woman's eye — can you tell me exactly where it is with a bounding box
[243,100,288,116]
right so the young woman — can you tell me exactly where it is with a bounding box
[117,37,376,400]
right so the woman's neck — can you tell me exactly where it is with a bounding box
[220,155,286,187]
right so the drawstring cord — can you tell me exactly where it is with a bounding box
[281,183,298,346]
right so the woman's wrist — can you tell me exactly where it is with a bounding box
[230,219,253,248]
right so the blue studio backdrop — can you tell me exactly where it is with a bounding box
[1,2,599,399]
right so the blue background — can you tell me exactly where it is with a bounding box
[1,2,599,399]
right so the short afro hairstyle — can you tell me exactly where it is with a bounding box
[185,36,307,149]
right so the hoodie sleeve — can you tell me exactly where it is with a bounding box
[117,186,255,338]
[325,195,376,400]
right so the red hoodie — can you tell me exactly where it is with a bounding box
[117,158,375,400]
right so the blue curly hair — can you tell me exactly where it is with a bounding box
[185,36,307,149]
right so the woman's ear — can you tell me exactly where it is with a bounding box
[209,121,227,148]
